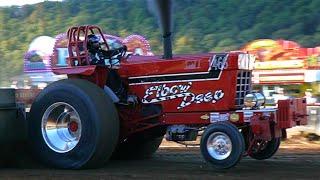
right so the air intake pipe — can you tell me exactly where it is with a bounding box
[154,0,173,59]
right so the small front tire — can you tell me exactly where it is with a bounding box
[249,138,281,160]
[200,122,244,169]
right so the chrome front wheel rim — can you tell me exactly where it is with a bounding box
[207,132,232,160]
[41,102,82,153]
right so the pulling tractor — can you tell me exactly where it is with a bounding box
[1,0,307,169]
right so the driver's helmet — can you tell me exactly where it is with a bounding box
[87,34,100,50]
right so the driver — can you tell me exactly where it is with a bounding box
[87,34,136,105]
[87,34,104,65]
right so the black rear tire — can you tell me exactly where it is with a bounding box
[28,79,119,169]
[200,122,244,169]
[249,138,281,160]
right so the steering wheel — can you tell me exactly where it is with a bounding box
[97,45,127,67]
[99,45,126,59]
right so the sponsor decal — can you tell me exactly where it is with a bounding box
[142,82,224,109]
[243,111,253,122]
[210,112,230,123]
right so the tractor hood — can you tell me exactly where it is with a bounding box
[120,53,239,79]
[119,52,249,113]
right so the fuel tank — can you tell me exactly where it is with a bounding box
[119,52,249,113]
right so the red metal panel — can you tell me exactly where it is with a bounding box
[273,123,282,138]
[293,98,308,125]
[277,100,292,128]
[163,112,210,125]
[128,74,238,113]
[53,65,97,75]
[68,66,108,88]
[277,98,307,128]
[120,53,239,77]
[163,111,245,125]
[250,116,272,141]
[123,54,239,113]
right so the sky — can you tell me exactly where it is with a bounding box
[0,0,63,6]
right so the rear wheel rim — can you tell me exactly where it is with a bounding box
[41,102,82,153]
[207,132,232,160]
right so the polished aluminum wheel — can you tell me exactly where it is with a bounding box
[41,102,82,153]
[206,132,232,160]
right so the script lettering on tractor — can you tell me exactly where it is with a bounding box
[142,82,224,109]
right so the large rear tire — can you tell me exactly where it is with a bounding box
[28,79,119,169]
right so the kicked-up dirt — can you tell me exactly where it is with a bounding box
[0,137,319,179]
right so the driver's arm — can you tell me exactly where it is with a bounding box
[99,43,109,51]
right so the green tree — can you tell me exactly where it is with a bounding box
[1,0,320,86]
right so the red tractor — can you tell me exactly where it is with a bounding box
[23,0,307,169]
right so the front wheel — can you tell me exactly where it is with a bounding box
[200,122,245,169]
[249,138,281,160]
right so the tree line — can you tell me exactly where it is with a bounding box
[0,0,319,86]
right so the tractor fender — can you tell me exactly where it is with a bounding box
[103,85,120,103]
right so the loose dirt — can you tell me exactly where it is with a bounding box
[0,137,319,179]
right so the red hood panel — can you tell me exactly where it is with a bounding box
[120,53,215,77]
[119,53,239,113]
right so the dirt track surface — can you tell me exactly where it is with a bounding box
[1,138,320,179]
